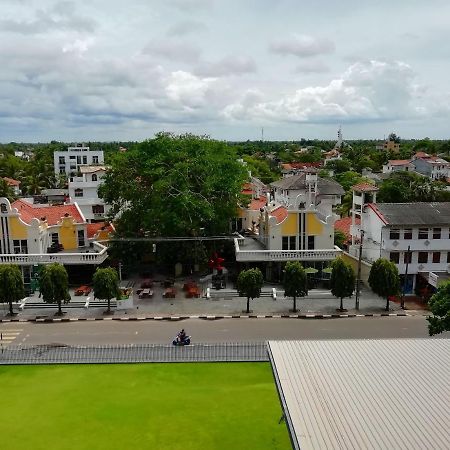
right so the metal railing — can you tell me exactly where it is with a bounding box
[0,342,269,365]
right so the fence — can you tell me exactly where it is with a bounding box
[0,342,269,365]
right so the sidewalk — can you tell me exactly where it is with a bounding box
[0,277,428,321]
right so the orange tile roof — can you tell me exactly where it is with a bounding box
[248,197,267,211]
[334,217,360,242]
[3,177,20,186]
[270,206,288,224]
[87,222,115,239]
[281,162,322,170]
[12,199,84,225]
[414,152,430,159]
[352,182,379,192]
[388,159,411,166]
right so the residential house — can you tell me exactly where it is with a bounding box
[3,177,21,196]
[349,201,450,294]
[411,153,450,181]
[54,143,104,176]
[279,162,322,177]
[323,148,342,165]
[382,160,414,174]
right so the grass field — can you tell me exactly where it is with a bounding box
[0,362,290,450]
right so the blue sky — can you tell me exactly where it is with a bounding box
[1,0,450,142]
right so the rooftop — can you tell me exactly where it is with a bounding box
[368,202,450,226]
[3,177,20,186]
[12,199,84,225]
[79,165,107,174]
[334,216,360,242]
[388,159,411,166]
[271,173,345,196]
[269,339,450,450]
[352,182,379,192]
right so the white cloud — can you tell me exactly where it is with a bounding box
[270,34,335,58]
[194,55,257,77]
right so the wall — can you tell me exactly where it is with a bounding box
[342,252,372,285]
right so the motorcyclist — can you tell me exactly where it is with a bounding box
[177,329,187,343]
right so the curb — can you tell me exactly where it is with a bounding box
[0,312,424,323]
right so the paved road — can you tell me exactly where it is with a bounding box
[0,316,446,346]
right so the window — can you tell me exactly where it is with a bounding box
[418,252,428,263]
[389,252,400,264]
[77,156,81,164]
[289,236,296,250]
[432,252,441,263]
[403,251,412,264]
[58,156,65,164]
[82,156,87,164]
[403,229,412,240]
[389,229,400,240]
[1,203,7,213]
[78,229,85,247]
[92,204,104,214]
[59,168,65,174]
[13,240,28,254]
[91,174,97,182]
[282,236,289,250]
[307,235,315,250]
[433,228,441,239]
[93,156,99,164]
[70,164,76,170]
[69,155,75,159]
[418,228,428,239]
[282,236,296,250]
[448,252,450,264]
[74,188,83,197]
[51,233,59,245]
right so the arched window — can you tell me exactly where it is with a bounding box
[92,174,97,182]
[0,203,7,213]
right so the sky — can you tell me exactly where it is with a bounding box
[1,0,450,142]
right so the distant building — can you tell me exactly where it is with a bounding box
[54,143,104,176]
[14,150,33,161]
[279,162,322,177]
[412,152,450,181]
[2,177,21,196]
[376,138,400,152]
[382,160,414,174]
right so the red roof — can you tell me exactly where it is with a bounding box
[334,217,360,242]
[388,159,411,166]
[3,177,20,186]
[12,199,84,225]
[87,222,115,239]
[270,206,288,224]
[352,182,379,192]
[414,152,430,159]
[281,162,322,171]
[248,196,267,211]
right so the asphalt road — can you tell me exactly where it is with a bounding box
[0,316,446,346]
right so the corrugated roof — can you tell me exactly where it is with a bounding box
[371,202,450,226]
[271,174,345,196]
[269,339,450,450]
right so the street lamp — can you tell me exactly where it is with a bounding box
[401,245,411,309]
[355,230,364,310]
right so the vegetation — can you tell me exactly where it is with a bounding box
[0,363,290,450]
[0,265,24,315]
[283,261,307,312]
[334,230,347,249]
[39,263,71,315]
[237,268,264,313]
[368,258,400,311]
[330,258,355,312]
[427,281,450,336]
[92,267,120,313]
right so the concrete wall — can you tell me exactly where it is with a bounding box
[342,251,372,285]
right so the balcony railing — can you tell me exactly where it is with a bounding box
[0,242,108,265]
[234,239,341,262]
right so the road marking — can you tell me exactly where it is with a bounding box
[0,328,23,345]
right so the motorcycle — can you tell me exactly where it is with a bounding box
[172,335,191,346]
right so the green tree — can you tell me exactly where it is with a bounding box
[330,258,355,312]
[93,267,121,313]
[0,265,25,315]
[368,258,400,311]
[0,178,15,200]
[283,261,307,312]
[334,230,347,249]
[39,263,71,315]
[237,268,264,314]
[427,281,450,336]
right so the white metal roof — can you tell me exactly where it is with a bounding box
[268,339,450,450]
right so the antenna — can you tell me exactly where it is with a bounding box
[261,127,264,142]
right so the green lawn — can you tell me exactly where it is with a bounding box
[0,362,290,450]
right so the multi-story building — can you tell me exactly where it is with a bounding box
[349,194,450,294]
[68,166,110,222]
[54,143,104,176]
[382,160,414,174]
[412,153,450,181]
[234,171,344,281]
[376,138,400,152]
[0,197,110,287]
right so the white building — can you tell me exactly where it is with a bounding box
[68,166,110,222]
[349,196,450,294]
[54,144,104,176]
[382,160,414,174]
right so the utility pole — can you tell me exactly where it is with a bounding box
[401,245,411,309]
[355,230,364,310]
[118,262,122,282]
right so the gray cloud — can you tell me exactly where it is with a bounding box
[166,20,208,36]
[194,55,257,77]
[169,0,214,12]
[142,39,201,63]
[270,34,335,58]
[294,60,330,74]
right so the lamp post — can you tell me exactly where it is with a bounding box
[401,245,411,309]
[355,230,364,310]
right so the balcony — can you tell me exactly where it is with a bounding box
[0,242,108,265]
[234,238,341,262]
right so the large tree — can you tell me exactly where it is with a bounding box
[93,267,120,314]
[100,133,248,239]
[330,258,355,312]
[39,263,71,315]
[283,261,307,312]
[368,258,400,311]
[237,268,264,314]
[0,265,25,315]
[427,281,450,336]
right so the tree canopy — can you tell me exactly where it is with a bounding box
[0,265,24,315]
[427,281,450,336]
[93,267,120,313]
[100,133,249,239]
[283,261,307,312]
[237,267,264,314]
[368,258,400,311]
[39,263,71,315]
[330,258,355,311]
